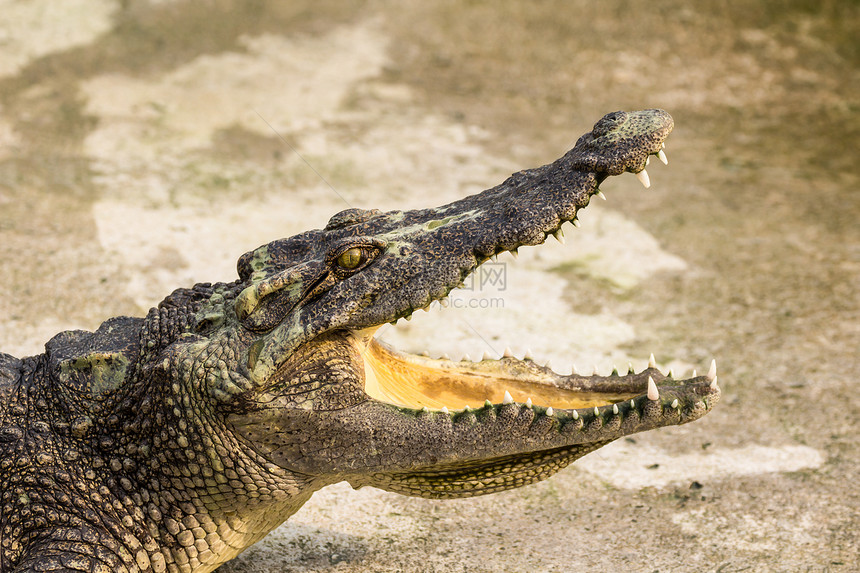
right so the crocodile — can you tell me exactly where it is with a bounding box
[0,109,719,573]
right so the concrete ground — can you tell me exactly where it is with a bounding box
[0,1,857,571]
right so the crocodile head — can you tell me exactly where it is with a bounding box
[172,109,719,498]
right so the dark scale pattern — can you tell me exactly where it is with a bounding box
[0,110,720,572]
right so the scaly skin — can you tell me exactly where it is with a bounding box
[0,109,719,573]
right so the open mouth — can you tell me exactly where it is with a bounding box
[357,330,717,416]
[351,141,720,420]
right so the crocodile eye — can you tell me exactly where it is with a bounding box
[336,247,365,270]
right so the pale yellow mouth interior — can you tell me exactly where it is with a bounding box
[360,336,638,411]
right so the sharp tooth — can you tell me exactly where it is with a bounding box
[627,363,634,374]
[510,249,519,259]
[503,390,514,405]
[464,405,471,412]
[420,350,430,357]
[671,399,679,409]
[524,349,534,361]
[612,404,619,415]
[441,406,449,414]
[482,351,493,361]
[636,169,651,188]
[421,406,429,412]
[597,190,607,200]
[552,229,565,244]
[572,409,579,420]
[710,376,719,390]
[546,407,554,417]
[572,218,581,228]
[441,353,451,360]
[657,149,668,165]
[630,399,635,408]
[593,406,600,416]
[692,369,697,378]
[571,363,578,375]
[646,156,651,166]
[648,353,657,369]
[503,347,514,358]
[526,398,533,408]
[667,368,674,379]
[611,365,619,376]
[647,376,659,401]
[462,354,472,363]
[707,359,717,381]
[491,254,498,262]
[661,142,666,148]
[592,364,600,376]
[484,400,493,408]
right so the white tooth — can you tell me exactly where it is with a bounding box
[405,314,412,321]
[657,149,668,165]
[627,362,634,375]
[671,399,679,409]
[710,376,719,390]
[510,249,519,259]
[464,405,471,412]
[661,142,666,148]
[593,406,600,416]
[707,359,717,381]
[503,391,514,405]
[647,376,659,401]
[570,363,578,375]
[648,353,657,369]
[441,353,451,361]
[482,351,493,361]
[462,354,472,363]
[667,368,674,378]
[630,399,636,408]
[572,218,582,228]
[552,229,565,244]
[503,347,514,358]
[421,406,429,412]
[646,156,651,166]
[572,410,579,420]
[593,365,600,376]
[526,398,533,408]
[612,404,619,415]
[692,369,697,378]
[597,190,607,200]
[420,350,430,357]
[441,406,449,414]
[524,349,534,361]
[546,407,554,417]
[636,169,651,188]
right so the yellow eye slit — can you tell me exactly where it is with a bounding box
[337,247,364,270]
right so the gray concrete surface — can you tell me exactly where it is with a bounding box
[0,1,857,571]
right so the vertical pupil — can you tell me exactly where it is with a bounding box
[339,248,363,269]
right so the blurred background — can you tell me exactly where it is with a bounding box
[0,1,857,571]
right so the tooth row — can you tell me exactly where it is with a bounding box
[413,360,718,416]
[422,387,713,420]
[428,351,717,382]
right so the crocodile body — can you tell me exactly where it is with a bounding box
[0,110,719,573]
